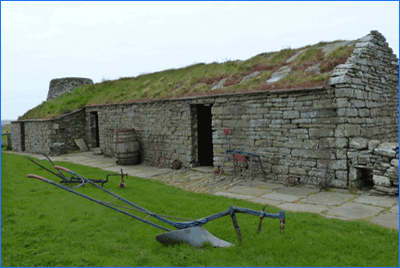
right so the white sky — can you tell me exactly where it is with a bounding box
[1,1,399,120]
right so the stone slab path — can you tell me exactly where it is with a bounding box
[6,149,399,230]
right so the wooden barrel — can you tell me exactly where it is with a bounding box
[114,128,139,165]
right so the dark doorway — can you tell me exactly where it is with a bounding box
[197,104,213,166]
[360,168,375,190]
[20,122,25,152]
[90,112,100,148]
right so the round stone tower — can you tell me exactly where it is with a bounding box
[47,77,93,101]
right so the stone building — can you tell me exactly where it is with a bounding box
[47,77,93,101]
[11,31,399,194]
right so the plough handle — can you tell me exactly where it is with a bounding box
[27,173,171,232]
[53,165,183,228]
[27,174,46,181]
[41,166,286,231]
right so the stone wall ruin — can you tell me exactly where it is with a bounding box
[47,77,93,101]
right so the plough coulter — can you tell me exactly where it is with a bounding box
[27,156,286,248]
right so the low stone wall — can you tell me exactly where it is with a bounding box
[211,87,350,188]
[10,122,22,152]
[329,31,399,142]
[47,77,93,101]
[24,121,52,154]
[48,109,87,155]
[10,109,87,156]
[348,138,399,195]
[85,101,192,167]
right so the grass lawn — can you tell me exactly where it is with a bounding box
[1,153,399,266]
[1,134,7,142]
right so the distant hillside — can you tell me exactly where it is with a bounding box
[20,39,356,120]
[1,120,14,126]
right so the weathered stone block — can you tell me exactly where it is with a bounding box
[372,175,391,187]
[358,109,370,117]
[384,167,399,180]
[330,179,348,188]
[309,128,333,138]
[335,124,361,137]
[313,100,335,109]
[349,167,362,181]
[334,88,354,97]
[332,138,348,148]
[272,165,288,174]
[291,149,331,159]
[390,159,399,167]
[349,138,369,149]
[336,170,348,180]
[329,160,347,170]
[283,139,303,148]
[330,75,352,85]
[302,140,319,150]
[289,167,307,175]
[283,110,299,119]
[374,143,398,158]
[212,107,223,115]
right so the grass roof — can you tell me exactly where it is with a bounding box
[20,39,356,120]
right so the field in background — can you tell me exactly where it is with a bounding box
[1,152,398,266]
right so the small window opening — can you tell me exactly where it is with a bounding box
[360,168,374,191]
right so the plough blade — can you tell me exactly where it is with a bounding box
[156,226,234,248]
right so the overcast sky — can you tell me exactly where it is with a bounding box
[1,1,399,120]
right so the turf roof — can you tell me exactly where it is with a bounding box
[20,39,357,120]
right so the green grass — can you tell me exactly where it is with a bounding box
[1,134,7,142]
[2,152,397,266]
[20,40,357,120]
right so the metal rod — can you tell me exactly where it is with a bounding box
[54,165,184,228]
[34,165,285,231]
[27,174,171,232]
[25,157,69,182]
[41,153,72,182]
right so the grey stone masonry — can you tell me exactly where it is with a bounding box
[348,139,399,196]
[11,109,86,156]
[330,30,399,142]
[85,101,192,168]
[47,77,93,101]
[10,31,399,191]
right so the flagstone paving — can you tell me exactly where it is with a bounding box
[302,192,354,206]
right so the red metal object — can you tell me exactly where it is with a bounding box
[215,168,224,175]
[54,166,70,172]
[234,154,247,163]
[223,127,230,135]
[27,174,46,181]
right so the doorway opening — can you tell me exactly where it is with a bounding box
[196,104,213,166]
[20,122,25,152]
[360,168,375,190]
[90,112,100,148]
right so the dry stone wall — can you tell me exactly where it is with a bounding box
[211,88,349,188]
[48,109,87,155]
[11,109,86,156]
[85,101,193,167]
[9,30,399,192]
[10,122,22,151]
[329,30,399,142]
[348,139,399,195]
[47,77,93,101]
